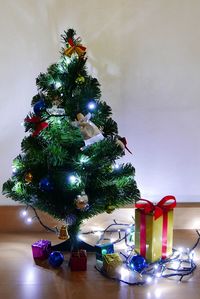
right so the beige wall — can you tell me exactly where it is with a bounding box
[1,0,200,204]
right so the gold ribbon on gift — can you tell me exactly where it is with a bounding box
[64,37,86,57]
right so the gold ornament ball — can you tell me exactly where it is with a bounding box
[75,75,85,84]
[106,205,115,214]
[25,172,33,183]
[75,193,88,210]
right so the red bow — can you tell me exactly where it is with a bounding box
[25,116,48,137]
[135,195,176,220]
[118,137,132,154]
[64,38,86,57]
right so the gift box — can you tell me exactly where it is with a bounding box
[32,239,51,260]
[103,253,123,276]
[69,250,87,271]
[95,243,114,261]
[134,196,176,263]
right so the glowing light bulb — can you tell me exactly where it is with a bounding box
[146,276,153,283]
[101,249,107,255]
[21,210,27,217]
[88,101,96,110]
[63,56,71,65]
[26,217,32,224]
[112,163,120,170]
[156,272,161,278]
[69,175,78,184]
[94,231,102,237]
[12,166,17,174]
[78,234,85,240]
[154,264,159,270]
[55,81,61,89]
[178,247,183,253]
[79,155,89,164]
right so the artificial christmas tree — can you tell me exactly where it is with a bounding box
[2,29,140,250]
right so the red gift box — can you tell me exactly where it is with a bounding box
[69,250,87,271]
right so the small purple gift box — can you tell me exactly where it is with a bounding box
[32,240,51,260]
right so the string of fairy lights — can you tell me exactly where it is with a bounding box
[20,205,199,285]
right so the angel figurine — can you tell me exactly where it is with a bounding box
[74,112,104,149]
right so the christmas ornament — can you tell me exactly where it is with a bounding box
[25,116,48,137]
[105,204,115,214]
[46,105,65,115]
[75,75,85,84]
[48,251,64,268]
[58,225,70,240]
[75,192,88,210]
[128,254,147,272]
[116,136,132,154]
[25,172,33,183]
[73,113,104,149]
[64,37,86,57]
[33,99,46,115]
[39,177,53,192]
[65,214,77,226]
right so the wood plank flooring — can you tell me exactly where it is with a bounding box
[0,230,200,299]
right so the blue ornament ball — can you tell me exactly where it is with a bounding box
[129,255,147,272]
[48,251,64,268]
[33,99,46,115]
[39,177,53,192]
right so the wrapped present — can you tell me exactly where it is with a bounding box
[95,243,114,261]
[32,239,51,260]
[135,196,176,263]
[69,250,87,271]
[103,253,123,277]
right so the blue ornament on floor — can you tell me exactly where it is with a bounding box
[39,177,53,192]
[48,251,64,267]
[34,99,46,115]
[129,255,147,272]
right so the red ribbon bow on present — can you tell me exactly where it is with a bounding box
[135,195,176,220]
[64,38,86,57]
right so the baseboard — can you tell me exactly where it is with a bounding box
[0,204,199,232]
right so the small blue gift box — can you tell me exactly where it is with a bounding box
[95,243,114,261]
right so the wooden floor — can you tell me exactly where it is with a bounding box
[0,230,200,299]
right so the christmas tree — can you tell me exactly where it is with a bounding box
[2,29,140,249]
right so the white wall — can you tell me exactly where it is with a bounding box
[1,0,200,204]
